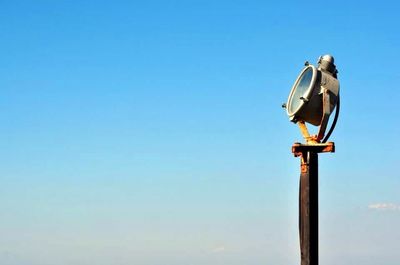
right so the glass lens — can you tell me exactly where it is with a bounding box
[289,67,313,113]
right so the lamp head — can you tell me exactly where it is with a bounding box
[285,55,340,142]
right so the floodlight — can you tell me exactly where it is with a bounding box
[282,54,342,265]
[284,55,340,143]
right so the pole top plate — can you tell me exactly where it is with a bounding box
[292,142,335,157]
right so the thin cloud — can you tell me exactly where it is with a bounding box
[211,246,226,253]
[368,203,400,211]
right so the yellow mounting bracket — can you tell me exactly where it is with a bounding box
[295,121,335,158]
[297,121,319,144]
[297,86,334,145]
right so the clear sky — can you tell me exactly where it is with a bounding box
[1,1,399,265]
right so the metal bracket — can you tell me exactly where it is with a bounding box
[316,87,332,142]
[292,142,335,157]
[297,86,334,144]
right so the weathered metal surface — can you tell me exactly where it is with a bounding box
[292,142,335,157]
[299,151,319,265]
[292,143,334,265]
[316,88,331,142]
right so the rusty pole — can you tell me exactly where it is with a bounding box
[299,151,318,265]
[292,142,334,265]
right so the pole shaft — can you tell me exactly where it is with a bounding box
[299,151,318,265]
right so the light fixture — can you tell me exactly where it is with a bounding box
[283,55,340,143]
[283,54,342,265]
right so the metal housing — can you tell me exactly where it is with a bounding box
[286,64,339,126]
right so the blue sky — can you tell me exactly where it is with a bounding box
[0,1,399,265]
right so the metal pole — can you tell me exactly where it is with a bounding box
[299,151,318,265]
[292,142,333,265]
